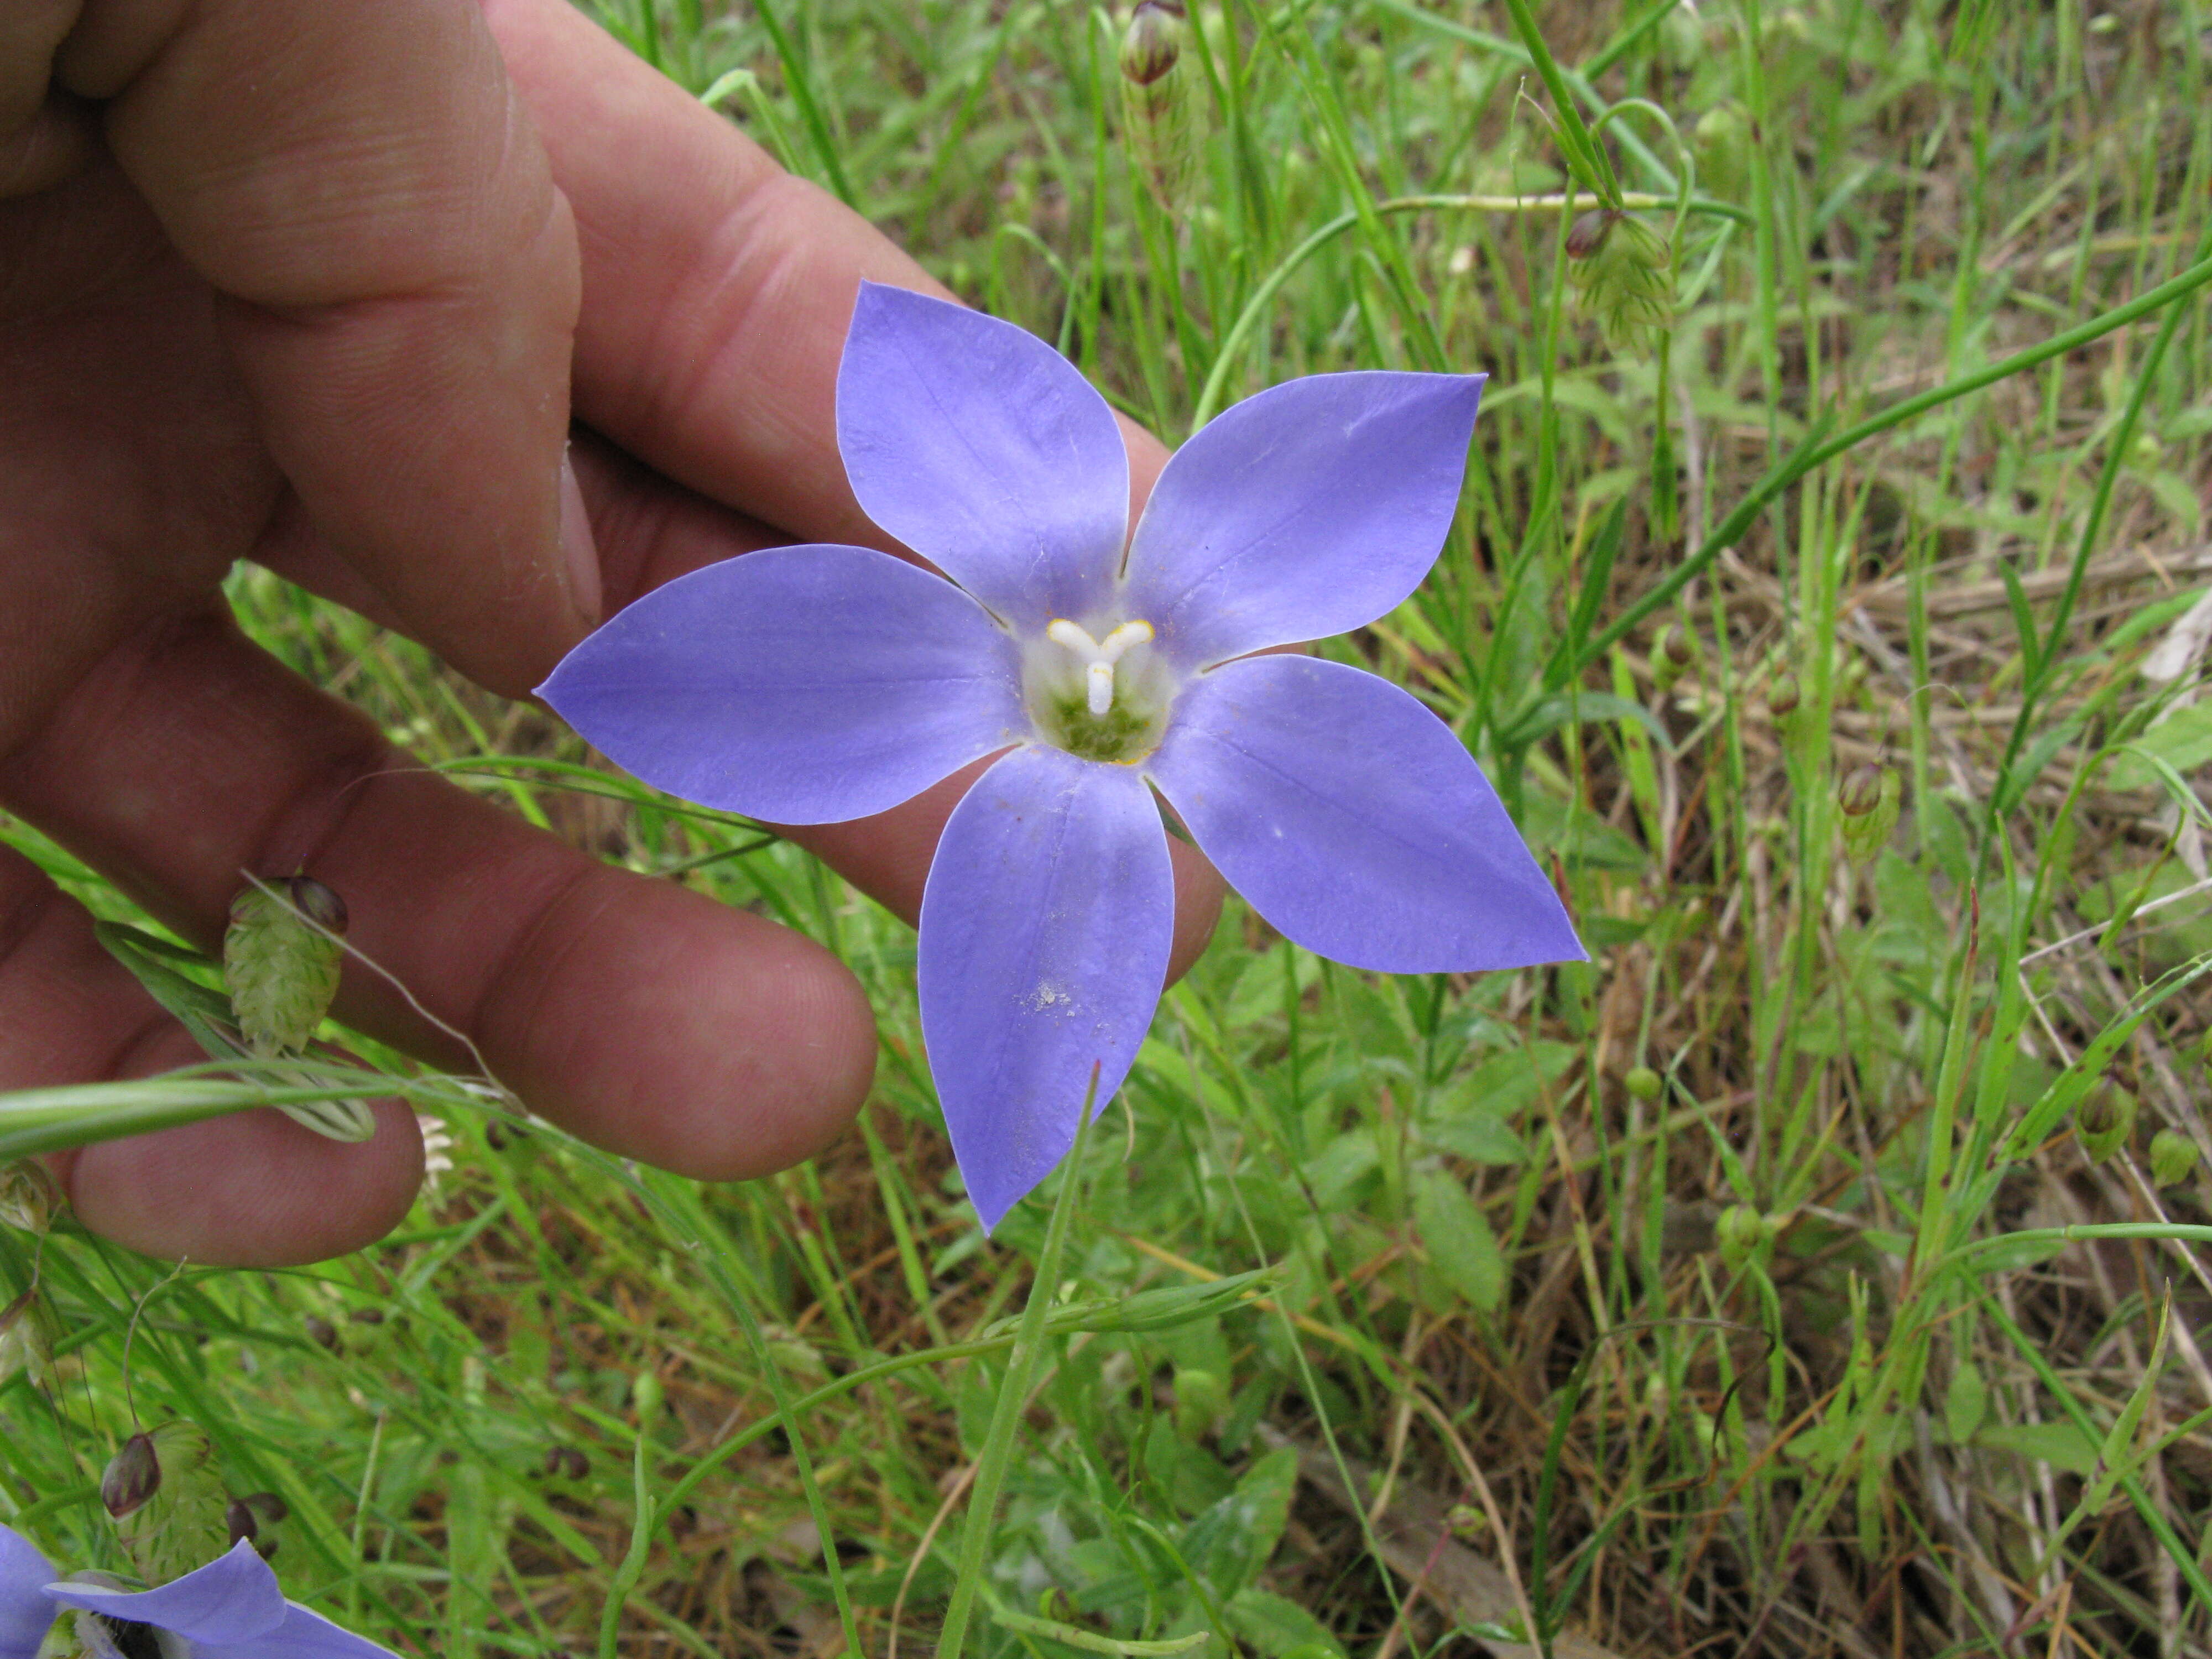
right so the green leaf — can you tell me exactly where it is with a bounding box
[1180,1445,1297,1597]
[1225,1587,1347,1659]
[1412,1167,1506,1311]
[1971,1420,2100,1477]
[990,1608,1208,1657]
[1944,1363,1989,1444]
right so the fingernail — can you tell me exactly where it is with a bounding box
[559,451,601,628]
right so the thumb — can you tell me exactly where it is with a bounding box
[62,0,594,695]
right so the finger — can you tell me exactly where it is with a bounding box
[0,608,879,1194]
[0,0,77,132]
[776,766,1225,984]
[54,0,594,696]
[0,841,423,1264]
[483,0,1170,551]
[0,91,94,197]
[566,440,1226,979]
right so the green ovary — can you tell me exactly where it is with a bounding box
[1047,692,1157,763]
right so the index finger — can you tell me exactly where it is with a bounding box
[482,0,1170,552]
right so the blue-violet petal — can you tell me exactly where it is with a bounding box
[200,1600,404,1659]
[1121,372,1484,670]
[0,1526,55,1659]
[45,1542,287,1646]
[918,747,1173,1230]
[1147,655,1584,972]
[539,544,1029,825]
[837,283,1129,631]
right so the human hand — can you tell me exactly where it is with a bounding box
[0,0,1221,1266]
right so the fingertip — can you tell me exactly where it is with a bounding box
[483,865,876,1181]
[66,1098,425,1267]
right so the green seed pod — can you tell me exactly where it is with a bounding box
[1624,1065,1662,1101]
[2074,1079,2137,1164]
[1119,3,1197,213]
[1714,1203,1773,1270]
[0,1286,53,1391]
[633,1370,665,1424]
[1651,624,1697,693]
[224,877,347,1057]
[1692,102,1751,201]
[0,1160,60,1235]
[1765,671,1801,722]
[111,1422,230,1587]
[2150,1129,2198,1188]
[1839,766,1900,865]
[1445,1501,1489,1542]
[1566,210,1672,350]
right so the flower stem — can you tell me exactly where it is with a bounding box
[934,1072,1097,1657]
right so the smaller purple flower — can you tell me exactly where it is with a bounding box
[541,284,1584,1229]
[0,1526,398,1659]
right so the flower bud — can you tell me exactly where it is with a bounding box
[1564,207,1618,262]
[1119,1,1185,87]
[1651,624,1697,693]
[102,1433,163,1520]
[633,1371,665,1423]
[225,876,347,1057]
[2074,1079,2136,1164]
[1838,765,1882,816]
[226,1498,259,1549]
[1120,2,1198,212]
[1623,1065,1662,1101]
[2150,1129,2198,1188]
[1693,103,1751,200]
[0,1160,60,1235]
[1566,210,1672,349]
[1446,1501,1489,1542]
[305,1316,340,1353]
[1765,671,1801,722]
[1715,1203,1774,1270]
[544,1446,591,1480]
[109,1422,229,1587]
[1839,765,1900,865]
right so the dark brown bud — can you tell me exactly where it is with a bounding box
[1120,1,1186,87]
[227,1498,259,1548]
[349,1309,385,1326]
[1838,763,1883,817]
[543,1446,590,1480]
[239,1491,289,1526]
[304,1316,339,1353]
[1661,625,1696,667]
[284,876,348,936]
[1565,207,1620,262]
[102,1432,161,1520]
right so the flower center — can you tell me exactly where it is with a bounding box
[1030,617,1170,764]
[1045,618,1154,716]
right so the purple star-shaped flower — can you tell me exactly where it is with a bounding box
[1,1526,398,1659]
[542,283,1584,1229]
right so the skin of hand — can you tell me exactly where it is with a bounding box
[0,0,1223,1266]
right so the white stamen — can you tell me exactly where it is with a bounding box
[1046,618,1155,717]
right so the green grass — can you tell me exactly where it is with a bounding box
[9,1,2212,1654]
